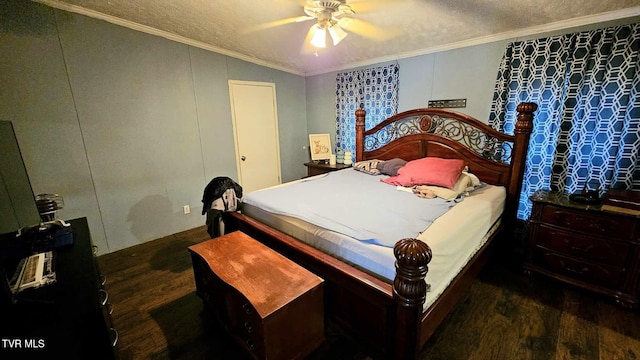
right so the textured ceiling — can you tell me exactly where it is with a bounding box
[36,0,640,76]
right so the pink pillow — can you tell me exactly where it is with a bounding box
[381,157,466,189]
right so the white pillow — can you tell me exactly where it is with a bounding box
[412,172,480,200]
[353,159,383,175]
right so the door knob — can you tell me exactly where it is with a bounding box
[241,156,246,161]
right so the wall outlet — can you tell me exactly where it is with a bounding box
[183,205,190,214]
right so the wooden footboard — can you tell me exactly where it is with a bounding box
[223,211,433,358]
[224,211,503,359]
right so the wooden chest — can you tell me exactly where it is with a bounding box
[524,190,640,308]
[189,231,324,359]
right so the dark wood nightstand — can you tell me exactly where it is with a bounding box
[304,161,352,177]
[524,190,640,308]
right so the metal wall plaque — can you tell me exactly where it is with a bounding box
[428,99,467,108]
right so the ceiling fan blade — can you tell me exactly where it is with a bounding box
[345,3,374,13]
[347,0,407,14]
[341,18,399,41]
[243,15,314,33]
[337,4,355,16]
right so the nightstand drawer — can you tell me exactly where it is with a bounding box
[304,162,352,177]
[536,225,630,265]
[533,249,624,290]
[307,166,329,177]
[540,205,636,240]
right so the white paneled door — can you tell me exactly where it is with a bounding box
[229,81,282,194]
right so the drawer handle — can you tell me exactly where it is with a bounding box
[100,274,107,286]
[242,303,253,315]
[107,302,114,315]
[245,339,255,351]
[566,267,589,275]
[569,245,594,253]
[244,321,254,333]
[561,238,594,253]
[588,224,607,233]
[560,261,589,275]
[99,289,109,306]
[110,328,119,347]
[93,245,98,255]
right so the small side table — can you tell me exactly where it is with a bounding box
[304,161,352,177]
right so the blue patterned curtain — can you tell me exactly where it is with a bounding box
[336,63,399,153]
[490,24,640,220]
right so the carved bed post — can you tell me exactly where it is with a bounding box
[393,238,432,360]
[355,109,366,162]
[506,102,537,221]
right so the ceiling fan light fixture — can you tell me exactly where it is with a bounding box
[328,24,347,45]
[310,24,327,48]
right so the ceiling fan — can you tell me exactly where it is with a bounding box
[301,0,355,48]
[247,0,397,53]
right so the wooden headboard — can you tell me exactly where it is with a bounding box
[355,102,537,221]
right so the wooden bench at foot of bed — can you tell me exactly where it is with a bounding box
[189,231,325,360]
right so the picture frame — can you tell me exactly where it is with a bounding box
[308,133,332,161]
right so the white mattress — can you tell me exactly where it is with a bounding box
[241,180,506,311]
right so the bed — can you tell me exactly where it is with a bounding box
[223,102,537,359]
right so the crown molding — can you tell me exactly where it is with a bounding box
[305,6,640,76]
[33,1,640,78]
[33,0,305,76]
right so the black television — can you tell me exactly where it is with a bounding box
[0,120,40,234]
[0,120,41,303]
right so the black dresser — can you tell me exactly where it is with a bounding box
[0,217,118,359]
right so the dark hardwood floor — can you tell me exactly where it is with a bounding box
[98,226,640,360]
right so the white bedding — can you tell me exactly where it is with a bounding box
[241,173,506,311]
